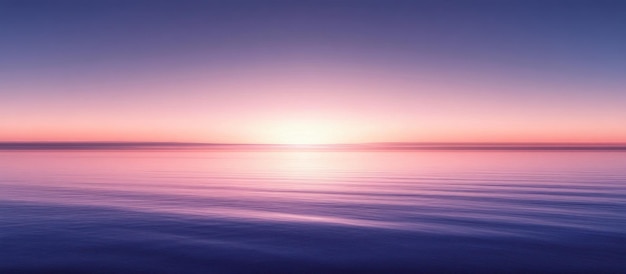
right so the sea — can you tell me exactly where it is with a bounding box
[1,148,625,273]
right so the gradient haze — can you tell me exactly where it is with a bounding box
[1,0,625,143]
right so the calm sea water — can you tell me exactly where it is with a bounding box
[1,150,625,273]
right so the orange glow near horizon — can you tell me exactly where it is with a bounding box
[2,60,626,144]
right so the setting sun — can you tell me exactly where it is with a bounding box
[268,121,340,145]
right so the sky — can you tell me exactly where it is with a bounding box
[1,0,625,144]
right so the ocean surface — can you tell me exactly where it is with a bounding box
[1,149,625,273]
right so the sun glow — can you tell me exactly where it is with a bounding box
[269,121,340,145]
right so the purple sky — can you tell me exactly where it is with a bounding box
[1,0,625,143]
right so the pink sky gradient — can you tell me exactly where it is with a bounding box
[2,2,625,144]
[3,59,625,144]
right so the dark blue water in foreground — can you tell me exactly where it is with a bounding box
[1,150,625,273]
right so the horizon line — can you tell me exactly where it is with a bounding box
[2,141,626,151]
